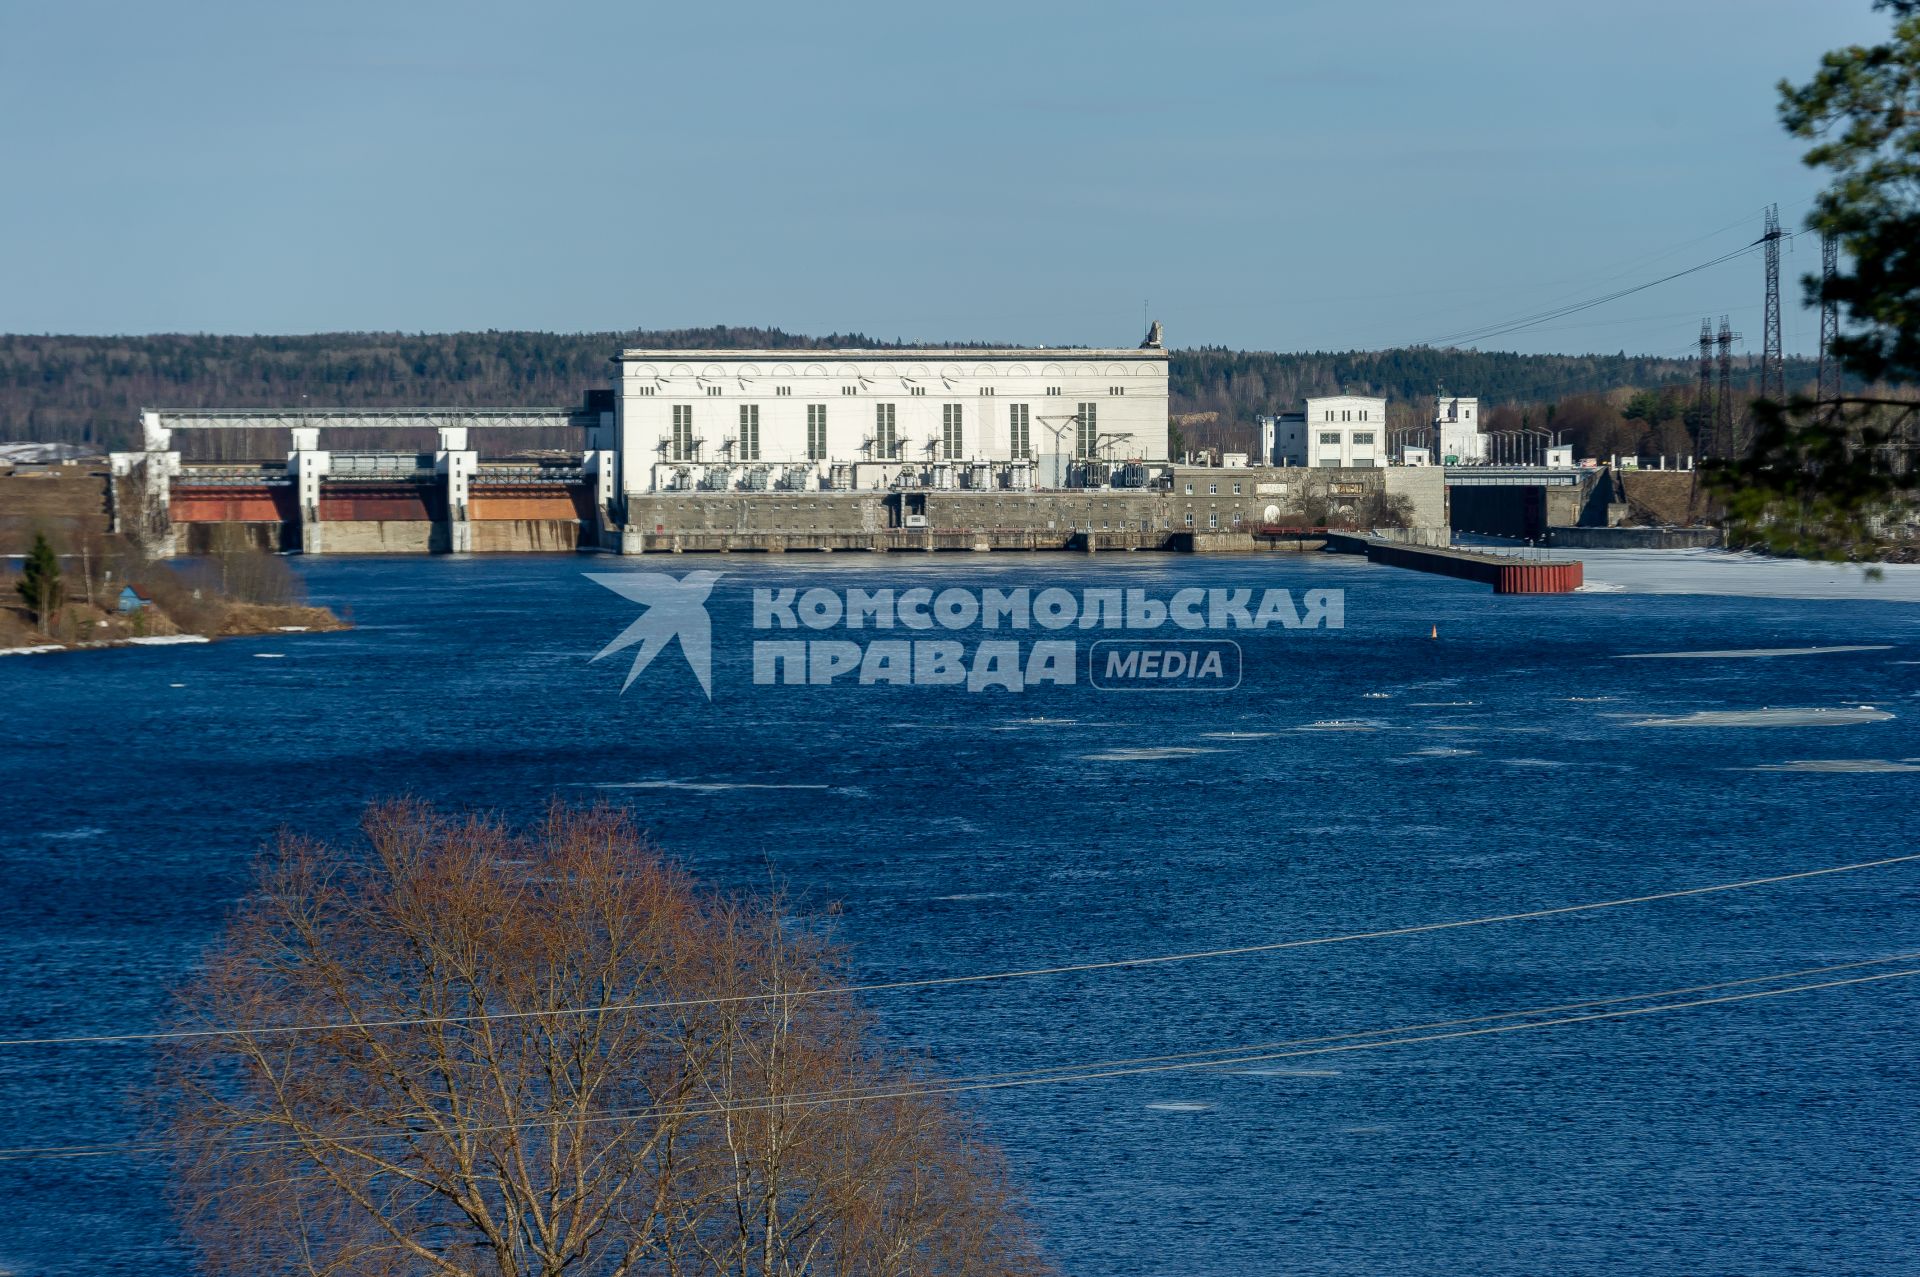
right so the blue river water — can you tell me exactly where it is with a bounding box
[2,552,1918,1276]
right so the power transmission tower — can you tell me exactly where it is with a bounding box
[1716,317,1744,456]
[1697,317,1715,449]
[1817,231,1842,405]
[1759,203,1788,402]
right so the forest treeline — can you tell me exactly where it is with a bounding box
[0,329,1819,455]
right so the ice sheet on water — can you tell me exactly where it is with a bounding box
[1409,747,1478,757]
[1633,707,1895,728]
[1201,731,1275,739]
[1573,548,1920,601]
[1615,644,1893,660]
[991,717,1082,732]
[1080,746,1222,761]
[1143,1101,1214,1112]
[1749,758,1920,773]
[126,635,209,646]
[1293,720,1384,732]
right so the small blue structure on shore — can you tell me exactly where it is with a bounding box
[117,584,152,613]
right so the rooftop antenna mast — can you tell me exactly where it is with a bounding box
[1817,231,1842,407]
[1759,203,1789,403]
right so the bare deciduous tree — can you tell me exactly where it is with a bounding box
[160,800,1053,1277]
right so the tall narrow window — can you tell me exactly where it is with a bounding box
[738,403,760,460]
[875,403,897,459]
[671,405,694,461]
[941,404,964,460]
[1076,402,1098,458]
[807,404,827,460]
[1009,403,1030,458]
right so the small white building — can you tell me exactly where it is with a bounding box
[1435,394,1486,464]
[1260,394,1387,468]
[615,341,1169,495]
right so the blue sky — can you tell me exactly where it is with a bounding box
[0,0,1888,355]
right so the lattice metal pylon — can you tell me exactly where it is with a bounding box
[1716,317,1744,456]
[1817,231,1842,406]
[1760,203,1787,403]
[1698,318,1715,450]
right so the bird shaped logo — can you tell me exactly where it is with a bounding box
[586,571,723,698]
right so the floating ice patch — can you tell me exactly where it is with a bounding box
[0,644,65,656]
[1576,581,1627,593]
[1408,701,1476,708]
[1634,707,1894,728]
[1615,644,1894,661]
[169,683,185,688]
[1144,1101,1214,1113]
[1566,696,1616,703]
[1361,692,1393,699]
[1080,746,1222,761]
[594,780,833,793]
[1294,720,1381,732]
[253,653,286,659]
[126,635,209,646]
[1410,747,1478,757]
[276,625,310,632]
[1749,758,1920,773]
[1201,731,1275,740]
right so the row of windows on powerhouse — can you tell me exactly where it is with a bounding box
[665,402,1097,461]
[656,442,1114,462]
[632,385,1137,398]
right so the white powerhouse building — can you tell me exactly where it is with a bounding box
[1261,394,1387,468]
[615,345,1169,495]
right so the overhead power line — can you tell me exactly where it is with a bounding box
[1416,238,1794,350]
[2,955,1912,1164]
[3,850,1916,1050]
